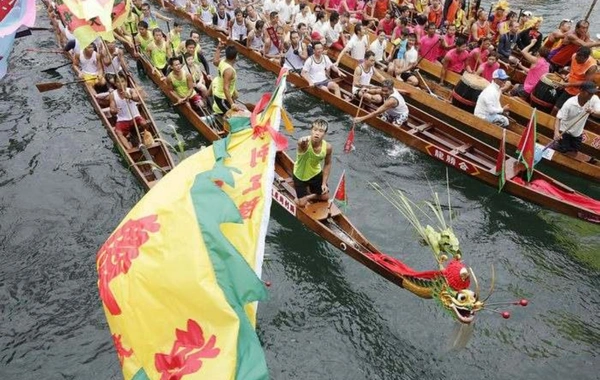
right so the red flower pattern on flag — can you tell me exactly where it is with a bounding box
[112,334,133,366]
[155,319,221,380]
[97,215,160,315]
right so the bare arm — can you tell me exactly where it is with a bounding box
[223,67,235,105]
[109,92,118,115]
[355,97,396,122]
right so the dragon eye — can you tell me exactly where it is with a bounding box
[457,293,467,302]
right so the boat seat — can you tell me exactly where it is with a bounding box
[126,142,162,154]
[408,122,432,135]
[450,143,472,155]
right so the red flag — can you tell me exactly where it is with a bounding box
[517,108,537,182]
[343,127,355,153]
[495,128,507,192]
[334,170,347,206]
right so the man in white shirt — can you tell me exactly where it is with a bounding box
[279,0,298,25]
[294,3,315,29]
[474,69,511,127]
[263,0,281,18]
[334,24,369,65]
[553,81,600,160]
[369,30,388,63]
[322,11,345,49]
[301,41,345,97]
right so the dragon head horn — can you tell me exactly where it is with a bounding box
[468,267,480,301]
[481,264,496,303]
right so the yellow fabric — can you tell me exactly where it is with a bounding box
[99,70,291,379]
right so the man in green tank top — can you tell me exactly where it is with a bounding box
[212,41,240,114]
[293,119,333,207]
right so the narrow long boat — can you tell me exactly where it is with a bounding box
[45,4,175,190]
[416,57,600,148]
[146,0,600,224]
[358,21,600,139]
[328,50,600,183]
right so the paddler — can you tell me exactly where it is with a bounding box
[146,27,173,76]
[554,46,598,111]
[212,41,240,114]
[353,79,410,126]
[134,21,153,55]
[352,50,386,103]
[73,43,107,93]
[140,2,172,30]
[292,119,333,208]
[166,56,205,109]
[110,72,147,150]
[553,82,600,161]
[178,31,211,76]
[300,41,345,98]
[549,20,600,71]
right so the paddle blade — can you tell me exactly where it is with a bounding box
[41,62,72,73]
[35,82,64,92]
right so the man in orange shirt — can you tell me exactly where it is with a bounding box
[554,46,597,111]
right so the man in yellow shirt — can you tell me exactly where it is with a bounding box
[293,119,333,207]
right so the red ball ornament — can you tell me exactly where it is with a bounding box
[501,311,511,319]
[265,281,272,287]
[519,299,528,307]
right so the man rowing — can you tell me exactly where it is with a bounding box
[554,46,598,111]
[549,20,600,70]
[146,28,172,76]
[100,40,127,88]
[212,41,240,114]
[301,41,345,98]
[293,119,333,208]
[352,50,386,103]
[283,30,308,72]
[140,2,172,29]
[178,31,211,75]
[553,82,600,161]
[166,56,205,109]
[353,79,410,126]
[110,72,147,150]
[134,21,153,55]
[73,43,106,93]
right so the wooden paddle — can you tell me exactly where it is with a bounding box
[41,61,71,73]
[35,78,94,92]
[533,111,591,164]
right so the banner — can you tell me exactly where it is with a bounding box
[0,0,36,80]
[98,70,289,380]
[55,0,130,47]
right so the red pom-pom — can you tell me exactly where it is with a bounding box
[519,299,528,307]
[443,260,470,291]
[265,281,272,287]
[501,311,511,319]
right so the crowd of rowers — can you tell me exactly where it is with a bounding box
[62,0,600,156]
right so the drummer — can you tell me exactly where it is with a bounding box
[553,82,600,161]
[474,69,510,127]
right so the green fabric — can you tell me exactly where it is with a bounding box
[212,60,236,99]
[149,41,168,69]
[168,71,192,98]
[293,140,327,181]
[132,368,150,380]
[190,127,269,380]
[138,33,152,53]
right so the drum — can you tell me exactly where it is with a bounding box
[530,73,564,114]
[451,73,490,112]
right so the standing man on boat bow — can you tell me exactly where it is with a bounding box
[293,119,333,208]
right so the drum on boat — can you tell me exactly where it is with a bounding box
[451,73,490,112]
[529,73,564,114]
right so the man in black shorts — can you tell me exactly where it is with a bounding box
[292,119,333,207]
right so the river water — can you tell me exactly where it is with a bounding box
[1,1,599,379]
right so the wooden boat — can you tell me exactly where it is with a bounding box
[45,4,175,190]
[328,50,600,183]
[146,0,600,224]
[357,20,600,140]
[115,34,503,325]
[416,58,600,149]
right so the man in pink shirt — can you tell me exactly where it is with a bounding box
[378,11,395,36]
[419,23,441,62]
[510,39,550,99]
[440,36,469,84]
[476,51,500,82]
[466,37,492,72]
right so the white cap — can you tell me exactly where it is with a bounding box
[522,11,532,17]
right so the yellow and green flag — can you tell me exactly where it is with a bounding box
[97,70,290,380]
[55,0,130,47]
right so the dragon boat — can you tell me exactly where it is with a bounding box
[328,50,600,183]
[109,27,493,325]
[44,2,175,190]
[140,0,600,224]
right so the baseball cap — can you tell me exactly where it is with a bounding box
[580,81,599,93]
[492,69,510,80]
[522,11,532,17]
